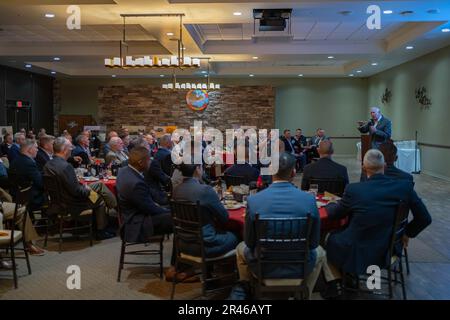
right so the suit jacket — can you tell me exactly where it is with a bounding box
[146,148,172,187]
[301,157,349,191]
[7,144,20,163]
[116,166,169,243]
[172,177,238,257]
[0,143,11,157]
[71,145,90,165]
[293,135,307,153]
[224,163,260,184]
[358,116,392,149]
[245,182,320,279]
[361,165,414,183]
[35,148,51,173]
[9,153,45,209]
[280,136,296,154]
[311,135,329,147]
[43,156,92,213]
[326,174,431,274]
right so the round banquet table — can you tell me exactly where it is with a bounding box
[226,196,347,237]
[79,177,117,196]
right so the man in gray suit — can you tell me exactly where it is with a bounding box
[172,163,239,258]
[358,107,392,149]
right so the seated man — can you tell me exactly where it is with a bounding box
[145,134,173,196]
[306,128,329,160]
[234,152,324,298]
[1,133,13,157]
[7,132,25,163]
[301,140,349,192]
[116,146,172,243]
[44,137,116,240]
[280,129,307,172]
[72,134,92,166]
[102,131,118,157]
[172,161,238,258]
[105,137,128,166]
[224,142,260,185]
[322,149,432,299]
[36,135,55,173]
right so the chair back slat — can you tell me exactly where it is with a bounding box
[309,177,345,196]
[389,201,410,258]
[43,173,63,207]
[255,213,312,282]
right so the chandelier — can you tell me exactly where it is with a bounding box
[162,59,221,90]
[104,13,201,69]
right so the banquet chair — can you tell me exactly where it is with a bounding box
[342,202,409,300]
[224,175,247,188]
[169,200,237,300]
[0,184,32,289]
[116,205,165,282]
[43,174,94,253]
[309,177,346,196]
[251,213,312,300]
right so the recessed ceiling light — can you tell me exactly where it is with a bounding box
[201,71,207,74]
[442,28,450,33]
[233,12,242,16]
[25,64,32,68]
[252,56,259,60]
[406,46,414,50]
[371,62,378,66]
[51,71,56,75]
[356,70,362,73]
[45,13,55,18]
[249,74,254,77]
[383,10,393,15]
[166,32,174,36]
[328,56,334,59]
[160,74,164,77]
[112,75,116,78]
[298,74,303,77]
[53,57,60,61]
[349,74,354,77]
[400,10,414,16]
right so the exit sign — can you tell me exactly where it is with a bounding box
[16,101,22,108]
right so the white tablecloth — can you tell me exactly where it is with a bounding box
[356,140,421,173]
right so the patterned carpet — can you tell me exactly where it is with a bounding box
[1,156,449,300]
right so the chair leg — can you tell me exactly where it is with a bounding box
[10,245,18,289]
[117,240,126,282]
[399,260,407,300]
[404,248,410,275]
[388,266,393,299]
[59,218,63,254]
[170,259,179,300]
[159,239,164,279]
[22,238,32,275]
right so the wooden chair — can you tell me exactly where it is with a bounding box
[309,177,346,196]
[170,200,237,300]
[43,174,94,253]
[251,213,312,300]
[116,205,165,282]
[0,185,32,288]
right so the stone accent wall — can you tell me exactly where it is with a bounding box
[98,85,275,132]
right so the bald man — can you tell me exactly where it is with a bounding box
[358,107,392,149]
[301,140,349,193]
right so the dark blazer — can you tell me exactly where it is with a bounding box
[147,148,172,187]
[7,144,20,163]
[71,145,90,165]
[43,156,92,214]
[326,174,431,274]
[224,163,260,184]
[116,166,169,243]
[0,143,11,157]
[173,177,238,257]
[35,148,51,173]
[9,153,45,209]
[280,136,296,154]
[358,116,392,149]
[245,182,320,279]
[293,135,307,153]
[361,165,414,183]
[301,157,349,191]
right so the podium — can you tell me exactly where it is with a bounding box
[360,134,371,165]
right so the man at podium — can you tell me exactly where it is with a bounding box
[357,107,392,149]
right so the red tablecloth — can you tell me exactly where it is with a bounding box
[80,178,117,196]
[226,202,347,237]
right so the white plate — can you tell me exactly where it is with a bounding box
[225,204,242,210]
[83,177,99,182]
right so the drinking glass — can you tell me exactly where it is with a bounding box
[309,184,319,198]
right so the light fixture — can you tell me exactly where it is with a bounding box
[349,74,354,77]
[233,12,242,16]
[371,62,378,66]
[51,71,56,75]
[249,74,254,77]
[356,70,362,73]
[45,13,55,18]
[53,57,60,61]
[383,10,393,14]
[201,71,207,74]
[112,75,116,78]
[406,46,414,50]
[160,74,165,77]
[252,56,259,60]
[328,56,334,59]
[298,74,303,77]
[162,59,221,90]
[442,28,450,33]
[25,64,32,68]
[166,32,174,36]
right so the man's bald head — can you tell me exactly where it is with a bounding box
[318,140,334,158]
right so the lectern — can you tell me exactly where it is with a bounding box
[361,134,371,165]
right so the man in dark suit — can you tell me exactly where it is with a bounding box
[322,149,431,299]
[306,128,330,160]
[279,129,307,172]
[224,142,260,184]
[234,152,324,298]
[71,134,91,166]
[1,133,13,157]
[146,134,173,188]
[36,135,54,173]
[301,140,349,192]
[44,137,115,240]
[358,107,392,149]
[116,146,172,244]
[7,132,25,163]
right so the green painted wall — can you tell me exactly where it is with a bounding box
[367,45,450,179]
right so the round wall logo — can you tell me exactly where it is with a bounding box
[186,89,209,111]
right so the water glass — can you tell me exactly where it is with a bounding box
[309,184,319,198]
